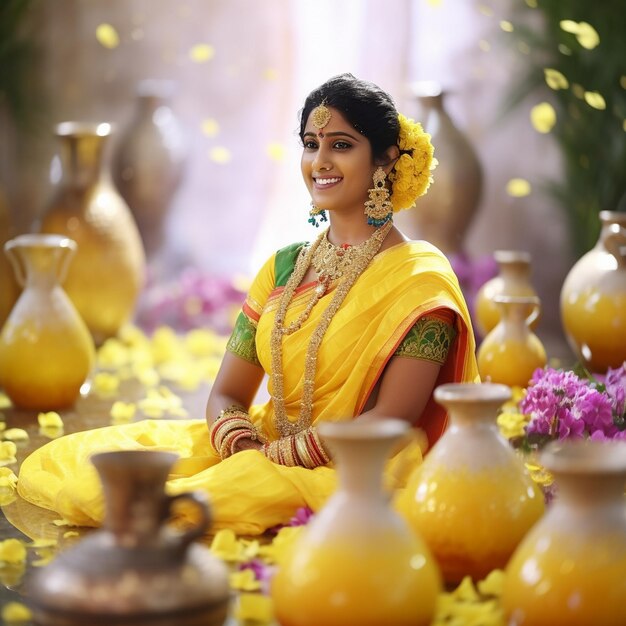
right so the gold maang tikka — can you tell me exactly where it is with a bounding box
[311,100,331,132]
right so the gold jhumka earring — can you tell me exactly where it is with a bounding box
[308,202,328,228]
[364,167,393,227]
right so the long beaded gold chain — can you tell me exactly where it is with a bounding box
[270,221,393,437]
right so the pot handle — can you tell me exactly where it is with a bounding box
[4,240,27,287]
[605,223,626,267]
[167,490,211,549]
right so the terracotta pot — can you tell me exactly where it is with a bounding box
[405,383,544,584]
[39,122,146,344]
[560,210,626,372]
[503,439,626,626]
[112,80,187,259]
[395,82,482,254]
[0,234,94,409]
[28,450,229,626]
[272,419,441,626]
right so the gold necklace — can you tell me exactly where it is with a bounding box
[270,221,393,437]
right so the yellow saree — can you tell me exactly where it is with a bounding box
[18,240,478,535]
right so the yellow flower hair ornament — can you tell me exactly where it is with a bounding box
[388,113,436,212]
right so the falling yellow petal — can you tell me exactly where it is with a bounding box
[37,412,63,429]
[267,143,286,161]
[525,0,538,7]
[499,20,514,32]
[575,22,600,49]
[1,602,32,623]
[96,23,120,49]
[263,67,279,81]
[234,593,273,623]
[517,41,530,55]
[544,68,569,90]
[506,178,532,198]
[201,118,220,137]
[478,39,491,52]
[584,91,606,110]
[209,147,232,164]
[0,441,17,463]
[558,44,572,56]
[0,538,27,564]
[477,5,494,16]
[189,44,215,63]
[559,19,579,34]
[530,102,556,133]
[426,0,442,6]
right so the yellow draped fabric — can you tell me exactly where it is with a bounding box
[18,241,478,535]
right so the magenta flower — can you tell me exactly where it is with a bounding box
[521,363,626,443]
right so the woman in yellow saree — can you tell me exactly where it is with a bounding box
[18,74,479,535]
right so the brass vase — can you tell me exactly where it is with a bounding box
[0,234,95,409]
[395,82,483,254]
[560,210,626,372]
[474,250,539,338]
[112,79,187,259]
[28,450,230,626]
[39,122,146,344]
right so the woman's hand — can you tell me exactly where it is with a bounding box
[233,437,263,453]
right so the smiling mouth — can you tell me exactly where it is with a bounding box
[314,177,342,187]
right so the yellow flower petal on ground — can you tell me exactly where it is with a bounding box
[0,392,12,409]
[234,593,273,623]
[184,329,221,357]
[506,178,531,198]
[118,324,149,347]
[97,338,129,368]
[499,20,514,32]
[209,147,231,164]
[38,412,63,428]
[1,601,32,623]
[201,118,220,137]
[575,22,600,49]
[151,326,182,364]
[39,426,64,440]
[0,539,27,564]
[0,467,17,488]
[267,143,286,161]
[92,372,121,395]
[0,441,17,463]
[478,569,505,596]
[257,526,304,565]
[210,529,244,562]
[530,102,556,133]
[96,23,120,49]
[544,68,569,90]
[453,575,480,602]
[135,366,160,388]
[189,44,215,62]
[2,428,29,442]
[110,401,136,423]
[229,568,262,591]
[584,91,606,110]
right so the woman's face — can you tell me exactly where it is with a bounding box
[301,106,376,216]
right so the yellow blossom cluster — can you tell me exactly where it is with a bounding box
[389,114,436,211]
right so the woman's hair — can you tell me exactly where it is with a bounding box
[299,73,400,161]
